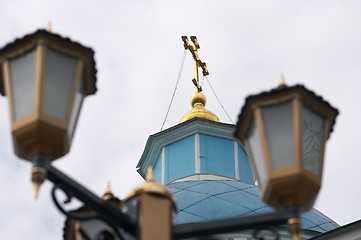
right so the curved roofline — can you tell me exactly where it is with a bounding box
[171,173,238,183]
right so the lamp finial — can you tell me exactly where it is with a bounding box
[47,22,52,32]
[33,182,40,199]
[102,181,114,200]
[31,167,46,199]
[146,167,154,182]
[106,181,111,193]
[279,73,287,87]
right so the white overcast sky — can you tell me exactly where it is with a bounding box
[0,1,361,239]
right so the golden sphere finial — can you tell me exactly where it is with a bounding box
[180,91,219,123]
[191,92,207,108]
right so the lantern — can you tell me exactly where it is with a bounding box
[235,84,338,210]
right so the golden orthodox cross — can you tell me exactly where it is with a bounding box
[181,36,209,93]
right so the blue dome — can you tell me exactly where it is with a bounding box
[167,179,339,234]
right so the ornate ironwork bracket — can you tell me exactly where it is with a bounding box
[173,208,299,239]
[46,165,136,238]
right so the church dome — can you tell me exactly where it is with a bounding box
[137,37,339,238]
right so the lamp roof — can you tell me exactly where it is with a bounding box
[235,84,339,140]
[0,29,97,96]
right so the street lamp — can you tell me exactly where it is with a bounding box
[0,29,174,240]
[0,29,97,196]
[234,84,338,211]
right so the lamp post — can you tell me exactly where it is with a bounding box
[0,30,339,240]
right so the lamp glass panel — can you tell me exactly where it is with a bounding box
[9,48,36,121]
[42,47,77,120]
[262,101,295,170]
[79,219,117,240]
[123,198,138,222]
[302,104,324,176]
[247,120,267,188]
[68,77,84,141]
